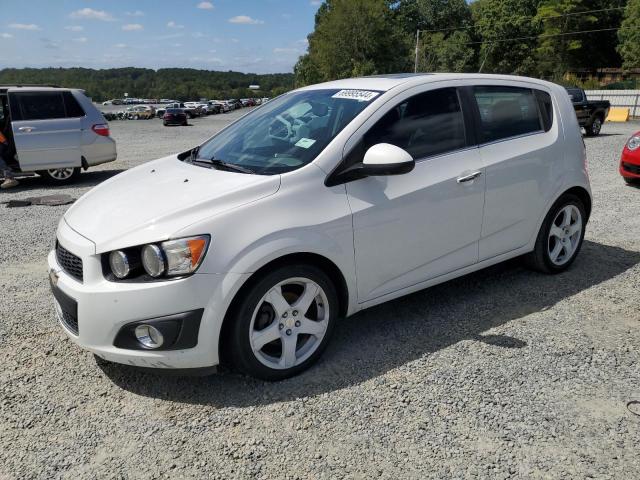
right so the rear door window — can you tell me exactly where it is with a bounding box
[14,92,67,121]
[473,86,543,143]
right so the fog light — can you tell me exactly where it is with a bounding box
[134,324,164,349]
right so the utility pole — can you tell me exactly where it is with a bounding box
[414,30,420,73]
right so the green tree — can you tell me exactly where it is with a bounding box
[618,0,640,70]
[535,0,598,80]
[294,0,409,85]
[396,0,477,72]
[471,0,540,75]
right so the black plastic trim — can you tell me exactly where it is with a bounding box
[113,309,204,351]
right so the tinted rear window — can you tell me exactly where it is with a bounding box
[473,86,542,143]
[166,108,183,113]
[535,90,553,132]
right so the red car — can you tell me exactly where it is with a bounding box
[163,108,188,126]
[620,131,640,185]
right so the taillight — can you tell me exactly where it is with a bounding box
[92,123,110,137]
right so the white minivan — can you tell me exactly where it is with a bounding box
[0,85,116,183]
[48,74,591,380]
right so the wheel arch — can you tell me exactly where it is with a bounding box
[563,185,592,221]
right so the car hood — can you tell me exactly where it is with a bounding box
[64,155,280,253]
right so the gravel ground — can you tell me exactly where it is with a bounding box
[1,116,639,479]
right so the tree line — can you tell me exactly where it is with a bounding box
[0,67,295,102]
[295,0,640,87]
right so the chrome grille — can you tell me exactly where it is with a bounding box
[56,242,83,282]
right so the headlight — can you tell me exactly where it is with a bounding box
[109,250,131,279]
[107,235,210,281]
[627,135,640,151]
[161,236,209,276]
[142,244,166,278]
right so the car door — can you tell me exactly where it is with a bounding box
[471,84,562,261]
[343,85,485,302]
[8,90,82,171]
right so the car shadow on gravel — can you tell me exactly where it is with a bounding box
[4,169,124,192]
[98,240,640,406]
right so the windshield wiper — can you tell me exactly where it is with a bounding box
[192,157,255,174]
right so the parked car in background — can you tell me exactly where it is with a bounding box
[126,105,155,120]
[227,99,242,110]
[0,85,116,184]
[49,74,591,380]
[163,108,188,127]
[620,131,640,185]
[207,101,223,114]
[565,87,610,137]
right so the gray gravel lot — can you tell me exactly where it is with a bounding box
[1,115,639,479]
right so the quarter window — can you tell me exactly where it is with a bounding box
[361,87,467,160]
[63,91,85,117]
[473,86,543,143]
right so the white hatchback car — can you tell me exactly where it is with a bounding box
[49,74,591,380]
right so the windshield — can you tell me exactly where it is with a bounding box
[193,89,380,175]
[566,88,583,102]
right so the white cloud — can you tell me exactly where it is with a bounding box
[228,15,264,24]
[114,43,128,49]
[197,2,214,10]
[192,32,207,38]
[154,33,184,40]
[8,23,40,31]
[273,47,299,54]
[310,0,322,5]
[122,24,143,31]
[64,25,84,32]
[73,37,88,43]
[70,8,115,21]
[167,21,184,29]
[125,10,144,17]
[1,33,13,38]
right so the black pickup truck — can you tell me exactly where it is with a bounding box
[566,87,610,137]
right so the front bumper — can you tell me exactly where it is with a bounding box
[620,159,640,179]
[48,220,249,369]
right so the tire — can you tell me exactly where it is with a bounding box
[182,121,188,126]
[163,122,168,126]
[525,193,586,274]
[223,264,339,381]
[38,167,81,185]
[585,116,603,136]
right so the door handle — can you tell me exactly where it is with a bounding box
[457,171,482,183]
[18,126,35,132]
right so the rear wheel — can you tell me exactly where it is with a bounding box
[525,194,586,273]
[585,117,602,136]
[38,167,81,185]
[224,264,338,381]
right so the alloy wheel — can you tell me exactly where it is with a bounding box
[249,277,330,370]
[547,205,582,266]
[47,168,75,181]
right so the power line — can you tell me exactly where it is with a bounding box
[418,6,626,35]
[467,27,625,46]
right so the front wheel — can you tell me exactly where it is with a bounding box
[224,265,338,380]
[525,194,586,273]
[585,117,602,136]
[38,167,81,184]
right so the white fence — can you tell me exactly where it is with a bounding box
[585,90,640,118]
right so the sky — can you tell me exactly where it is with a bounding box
[0,0,322,73]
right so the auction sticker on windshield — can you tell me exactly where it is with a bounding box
[295,138,317,149]
[332,90,380,102]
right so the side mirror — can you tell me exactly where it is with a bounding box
[361,143,415,176]
[324,143,415,187]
